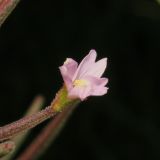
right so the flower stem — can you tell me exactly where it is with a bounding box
[17,102,78,160]
[3,95,45,160]
[0,106,56,142]
[0,141,15,158]
[0,0,20,26]
[0,86,78,143]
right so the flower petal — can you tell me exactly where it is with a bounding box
[68,85,92,101]
[63,58,78,79]
[85,58,107,78]
[84,76,108,96]
[85,76,108,87]
[59,58,78,90]
[59,66,73,90]
[59,50,109,100]
[91,86,108,96]
[73,49,97,80]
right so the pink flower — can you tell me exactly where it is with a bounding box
[59,50,108,100]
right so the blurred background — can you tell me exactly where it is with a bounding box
[0,0,160,159]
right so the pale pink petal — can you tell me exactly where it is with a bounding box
[85,76,108,87]
[62,58,78,79]
[59,58,77,90]
[84,76,108,96]
[73,49,97,80]
[84,58,107,78]
[68,85,92,100]
[59,66,73,90]
[91,86,108,96]
[59,50,109,100]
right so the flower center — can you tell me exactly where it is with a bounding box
[73,79,89,87]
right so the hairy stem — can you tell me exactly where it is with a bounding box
[0,141,15,158]
[0,86,78,143]
[17,102,78,160]
[2,95,45,160]
[0,0,20,26]
[0,106,56,142]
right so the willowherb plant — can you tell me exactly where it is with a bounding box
[0,1,109,160]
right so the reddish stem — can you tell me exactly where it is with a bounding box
[0,0,11,12]
[0,106,57,142]
[0,0,20,26]
[17,103,78,160]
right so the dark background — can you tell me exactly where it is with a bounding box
[0,0,160,159]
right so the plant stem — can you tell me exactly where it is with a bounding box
[0,0,20,26]
[2,95,45,160]
[17,102,78,160]
[0,106,56,142]
[0,141,15,158]
[0,86,78,143]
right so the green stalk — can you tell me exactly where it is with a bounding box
[0,141,15,158]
